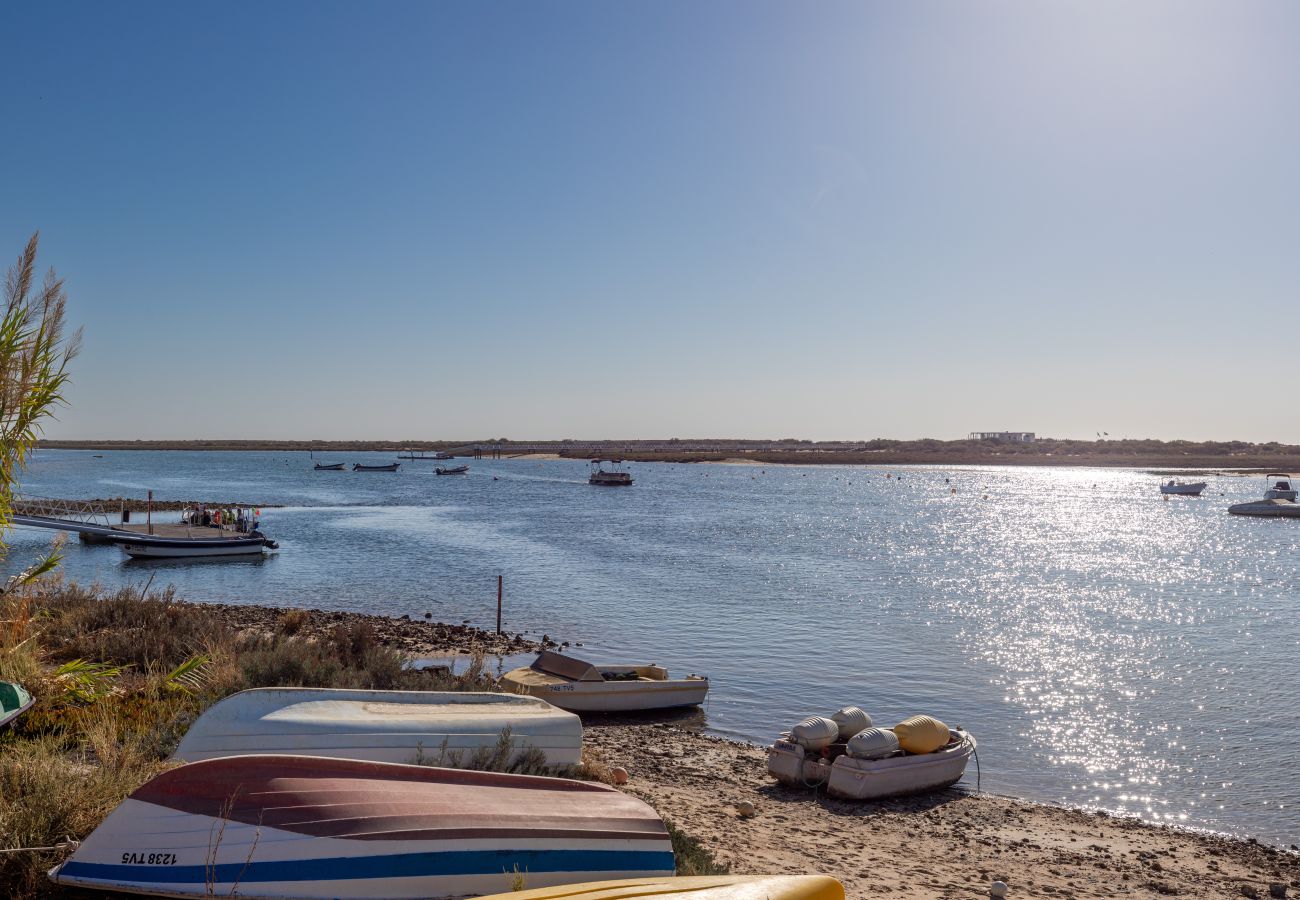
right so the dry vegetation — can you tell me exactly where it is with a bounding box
[0,580,538,899]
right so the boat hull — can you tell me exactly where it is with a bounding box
[825,731,975,800]
[769,731,976,799]
[171,689,583,766]
[1160,483,1206,495]
[0,681,33,729]
[475,875,845,900]
[354,464,400,472]
[117,538,268,558]
[501,669,709,712]
[1228,499,1300,517]
[50,756,673,900]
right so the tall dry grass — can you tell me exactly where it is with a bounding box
[0,581,507,898]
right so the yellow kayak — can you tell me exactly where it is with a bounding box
[474,875,844,900]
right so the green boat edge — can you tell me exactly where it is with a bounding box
[0,680,34,728]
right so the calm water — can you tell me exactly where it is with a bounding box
[6,450,1298,845]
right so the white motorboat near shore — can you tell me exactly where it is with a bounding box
[1160,479,1207,496]
[1229,473,1300,517]
[171,688,583,766]
[115,533,276,558]
[49,755,674,899]
[500,651,708,712]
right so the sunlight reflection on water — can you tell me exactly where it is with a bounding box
[7,452,1299,843]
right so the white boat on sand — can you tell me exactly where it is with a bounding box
[500,651,708,712]
[172,688,583,766]
[1160,479,1207,496]
[49,755,674,899]
[1229,473,1300,517]
[768,727,975,799]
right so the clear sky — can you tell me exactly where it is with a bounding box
[4,1,1299,442]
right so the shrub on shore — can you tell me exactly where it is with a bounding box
[0,581,499,898]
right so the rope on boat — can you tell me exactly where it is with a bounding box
[972,743,982,793]
[0,837,80,854]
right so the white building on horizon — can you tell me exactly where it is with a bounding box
[968,431,1036,443]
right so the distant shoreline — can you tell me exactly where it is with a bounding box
[35,439,1300,472]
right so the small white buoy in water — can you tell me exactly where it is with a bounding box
[610,766,629,785]
[735,800,756,818]
[989,881,1008,897]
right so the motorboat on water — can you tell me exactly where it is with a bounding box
[354,462,400,472]
[49,755,674,899]
[475,876,845,900]
[1,681,33,729]
[500,650,709,712]
[171,688,583,766]
[767,710,975,799]
[1229,473,1300,517]
[1160,479,1207,496]
[114,532,278,559]
[434,451,454,460]
[314,461,345,471]
[435,465,469,475]
[589,459,633,486]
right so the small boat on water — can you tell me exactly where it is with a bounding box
[115,532,277,559]
[434,451,454,460]
[172,688,583,766]
[1160,479,1207,496]
[500,651,709,712]
[589,459,633,486]
[1,681,33,729]
[1229,473,1300,517]
[314,461,345,471]
[354,462,400,472]
[49,755,674,899]
[475,875,845,900]
[435,464,470,475]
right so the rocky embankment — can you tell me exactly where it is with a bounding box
[194,601,541,657]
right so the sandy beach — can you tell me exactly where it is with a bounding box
[584,722,1300,899]
[185,605,1300,898]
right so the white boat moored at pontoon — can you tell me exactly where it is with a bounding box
[500,650,708,712]
[49,755,674,899]
[114,533,276,558]
[171,688,583,766]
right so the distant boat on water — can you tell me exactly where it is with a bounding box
[589,459,633,486]
[313,461,345,471]
[435,464,469,475]
[354,462,400,472]
[1160,479,1206,496]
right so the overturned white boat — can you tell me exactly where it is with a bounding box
[172,688,583,767]
[1229,473,1300,517]
[500,651,708,712]
[1160,479,1207,496]
[49,755,674,899]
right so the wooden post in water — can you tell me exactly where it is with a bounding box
[496,575,503,634]
[147,489,153,535]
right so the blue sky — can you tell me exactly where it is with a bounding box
[4,1,1299,441]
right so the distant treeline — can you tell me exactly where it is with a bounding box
[35,437,1300,469]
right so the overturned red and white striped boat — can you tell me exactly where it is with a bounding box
[49,755,674,899]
